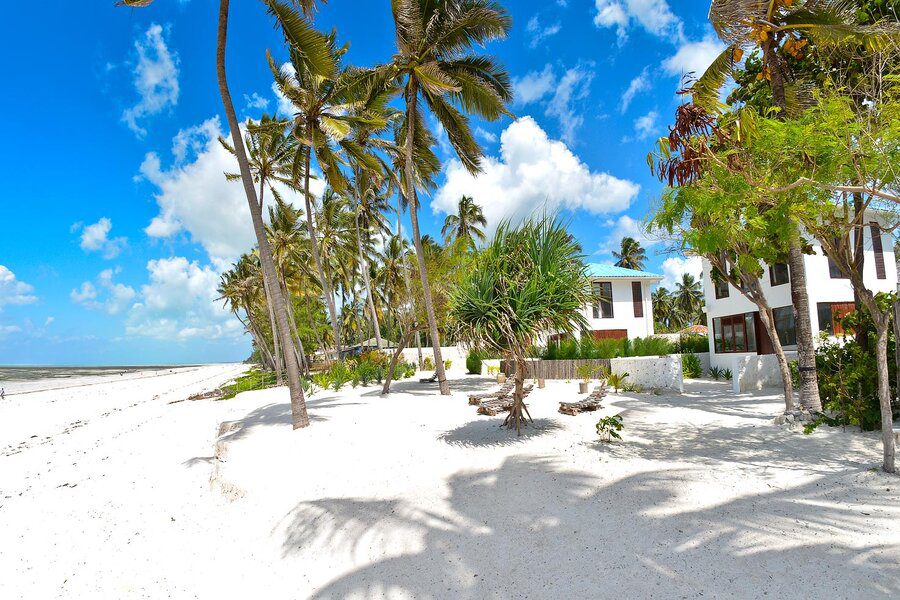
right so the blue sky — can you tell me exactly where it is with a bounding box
[0,0,723,365]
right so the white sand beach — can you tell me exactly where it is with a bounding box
[1,364,898,599]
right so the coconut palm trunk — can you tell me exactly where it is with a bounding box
[263,278,285,384]
[302,146,342,361]
[404,82,449,394]
[216,0,308,429]
[355,212,383,350]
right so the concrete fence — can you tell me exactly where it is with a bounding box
[610,355,684,392]
[731,352,797,393]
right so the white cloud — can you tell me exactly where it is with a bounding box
[0,325,22,338]
[76,218,128,259]
[272,62,297,116]
[660,256,703,290]
[526,15,562,48]
[244,92,270,111]
[594,0,683,43]
[433,116,640,230]
[139,116,320,266]
[514,65,595,143]
[663,36,726,79]
[0,266,37,309]
[122,23,180,137]
[596,215,659,257]
[633,110,659,140]
[475,127,498,143]
[512,65,556,105]
[71,268,136,316]
[620,67,651,113]
[126,257,242,341]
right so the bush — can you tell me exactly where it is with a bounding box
[682,353,702,378]
[708,366,723,381]
[596,414,624,442]
[219,368,279,400]
[423,356,435,371]
[539,335,675,360]
[444,359,452,371]
[674,333,710,354]
[328,361,352,391]
[466,351,483,375]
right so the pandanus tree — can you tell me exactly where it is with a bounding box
[270,31,388,361]
[450,216,591,434]
[117,0,331,429]
[441,195,487,251]
[613,237,647,270]
[383,0,514,395]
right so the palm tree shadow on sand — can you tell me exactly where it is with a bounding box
[276,456,900,599]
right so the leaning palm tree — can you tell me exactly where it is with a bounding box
[441,195,487,250]
[450,215,592,434]
[613,237,647,270]
[385,0,514,395]
[117,0,332,430]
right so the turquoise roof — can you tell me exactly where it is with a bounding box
[586,263,662,280]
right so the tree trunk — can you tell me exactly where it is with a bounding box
[788,242,822,412]
[853,193,868,351]
[282,279,309,376]
[356,212,383,350]
[240,313,275,371]
[757,302,795,412]
[263,279,284,385]
[502,350,532,435]
[382,330,414,395]
[874,319,896,473]
[303,146,342,361]
[403,81,449,395]
[216,0,308,429]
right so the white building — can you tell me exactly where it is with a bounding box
[556,264,663,341]
[702,215,897,371]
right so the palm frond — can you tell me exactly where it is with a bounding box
[692,45,741,110]
[264,0,336,78]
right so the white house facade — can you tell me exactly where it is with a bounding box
[702,214,898,371]
[563,264,663,341]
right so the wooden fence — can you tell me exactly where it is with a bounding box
[502,359,611,380]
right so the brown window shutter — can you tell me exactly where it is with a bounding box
[871,222,886,280]
[632,282,644,318]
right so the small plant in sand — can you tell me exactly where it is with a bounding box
[444,359,452,371]
[605,371,629,394]
[682,352,702,378]
[722,368,733,381]
[466,351,482,375]
[576,364,598,383]
[708,366,723,380]
[423,356,435,371]
[596,414,624,442]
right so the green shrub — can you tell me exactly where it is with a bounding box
[674,333,710,354]
[603,369,629,393]
[682,353,702,378]
[576,363,599,383]
[722,368,733,380]
[630,336,674,356]
[466,351,483,375]
[596,414,625,442]
[708,366,723,380]
[219,368,279,400]
[328,361,352,391]
[312,372,332,392]
[540,335,675,360]
[444,359,452,371]
[423,356,435,371]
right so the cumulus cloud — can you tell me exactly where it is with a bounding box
[0,266,37,309]
[660,255,703,290]
[633,110,659,140]
[126,257,242,341]
[122,23,179,137]
[433,116,640,230]
[663,36,726,79]
[513,64,595,143]
[76,218,128,259]
[244,92,270,111]
[620,67,651,113]
[71,268,136,316]
[594,0,683,43]
[139,116,320,266]
[526,15,562,48]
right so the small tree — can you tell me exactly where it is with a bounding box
[450,216,591,434]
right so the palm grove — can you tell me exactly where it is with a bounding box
[118,0,514,425]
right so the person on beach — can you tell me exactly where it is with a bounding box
[0,388,5,400]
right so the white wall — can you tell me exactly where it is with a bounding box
[581,279,656,339]
[732,352,798,393]
[610,355,683,392]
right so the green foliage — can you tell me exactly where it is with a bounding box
[540,336,675,360]
[722,368,733,380]
[466,350,483,375]
[709,366,724,381]
[674,334,710,354]
[576,364,599,383]
[328,361,352,391]
[220,369,280,400]
[423,356,435,371]
[682,353,703,378]
[605,370,629,393]
[444,359,452,371]
[596,414,625,442]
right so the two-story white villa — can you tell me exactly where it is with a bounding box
[546,264,662,342]
[702,215,898,371]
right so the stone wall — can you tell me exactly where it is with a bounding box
[609,355,684,392]
[732,352,797,393]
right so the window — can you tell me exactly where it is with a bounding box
[632,282,644,318]
[818,302,856,336]
[592,282,613,319]
[825,239,846,279]
[712,268,729,299]
[871,222,886,280]
[769,263,789,287]
[712,313,758,353]
[772,306,796,346]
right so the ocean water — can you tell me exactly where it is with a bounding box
[0,366,189,382]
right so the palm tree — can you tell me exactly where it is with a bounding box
[674,274,704,327]
[450,215,592,434]
[613,237,647,271]
[441,195,487,250]
[651,286,676,332]
[117,0,333,429]
[385,0,514,395]
[350,174,392,350]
